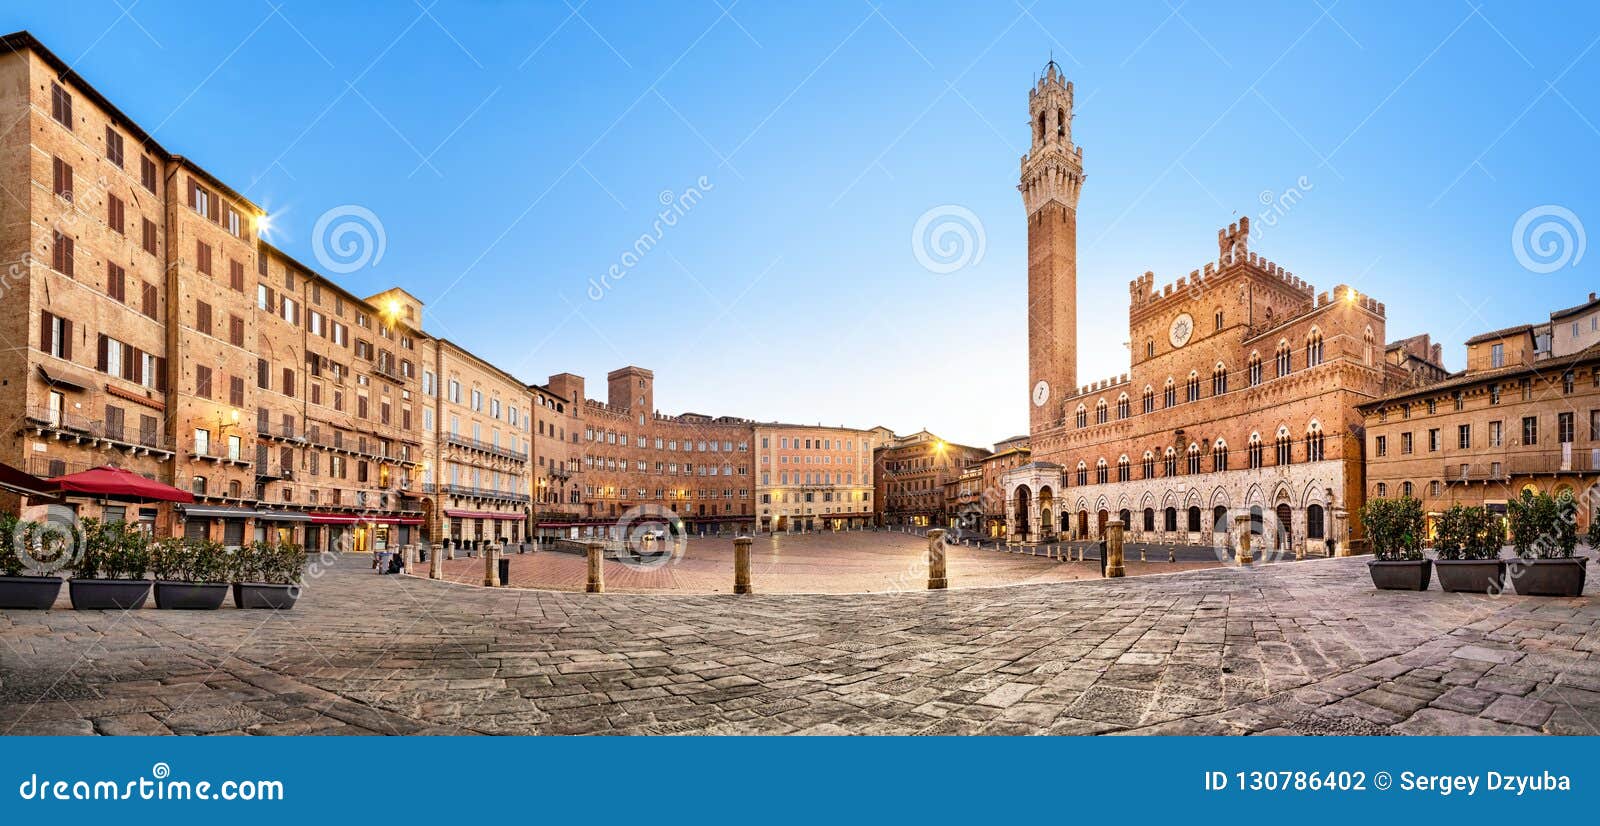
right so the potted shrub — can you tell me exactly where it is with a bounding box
[1506,490,1586,597]
[0,514,65,609]
[1433,504,1507,593]
[1363,496,1431,590]
[69,518,153,609]
[1586,508,1600,551]
[231,540,305,609]
[151,538,231,609]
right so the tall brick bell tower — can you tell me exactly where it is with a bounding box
[1020,61,1084,435]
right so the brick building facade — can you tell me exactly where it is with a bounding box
[874,430,989,528]
[1361,293,1600,536]
[753,423,890,532]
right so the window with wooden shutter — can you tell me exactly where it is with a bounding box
[155,358,167,391]
[140,415,157,447]
[50,83,71,128]
[196,301,212,335]
[142,218,157,255]
[96,334,108,372]
[257,358,269,389]
[104,406,125,441]
[52,157,72,201]
[52,231,73,276]
[282,367,294,397]
[107,194,125,234]
[230,376,244,407]
[196,365,212,399]
[141,282,158,318]
[39,311,54,356]
[107,263,126,302]
[196,241,212,275]
[229,260,244,292]
[104,126,124,167]
[140,155,156,193]
[121,342,134,381]
[229,315,244,346]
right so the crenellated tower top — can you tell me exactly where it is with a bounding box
[1019,62,1085,216]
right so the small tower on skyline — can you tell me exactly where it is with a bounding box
[1021,61,1085,435]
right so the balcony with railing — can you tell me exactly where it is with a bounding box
[438,482,531,505]
[444,432,529,463]
[23,406,174,456]
[1442,448,1598,483]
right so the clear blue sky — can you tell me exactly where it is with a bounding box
[12,2,1599,447]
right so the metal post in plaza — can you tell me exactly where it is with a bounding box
[1104,519,1126,578]
[733,535,753,595]
[586,542,604,593]
[926,528,948,590]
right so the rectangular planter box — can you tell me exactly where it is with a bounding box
[1508,558,1587,597]
[1435,559,1508,594]
[68,579,152,610]
[153,581,229,610]
[1368,559,1432,591]
[0,576,64,609]
[231,582,299,610]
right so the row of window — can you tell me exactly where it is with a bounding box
[1066,427,1328,486]
[1077,337,1327,428]
[1375,413,1589,456]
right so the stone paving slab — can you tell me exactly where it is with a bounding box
[1,554,1598,735]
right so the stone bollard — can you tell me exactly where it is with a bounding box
[429,543,444,579]
[1139,545,1146,563]
[1168,545,1176,563]
[1235,516,1254,565]
[926,528,948,590]
[445,541,456,561]
[483,543,499,587]
[1295,539,1305,562]
[1104,519,1126,578]
[585,542,604,593]
[733,535,753,595]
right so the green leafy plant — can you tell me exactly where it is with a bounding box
[1360,496,1425,561]
[0,512,25,577]
[1433,504,1504,561]
[1508,489,1578,560]
[149,537,229,583]
[74,518,150,580]
[230,540,305,585]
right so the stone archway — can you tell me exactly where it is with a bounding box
[1038,485,1055,538]
[1013,485,1032,541]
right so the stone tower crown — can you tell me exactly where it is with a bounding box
[1019,62,1085,216]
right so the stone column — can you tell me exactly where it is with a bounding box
[1235,515,1253,565]
[733,535,752,595]
[429,543,444,580]
[483,543,499,587]
[1104,519,1126,578]
[926,528,948,590]
[585,542,604,594]
[1332,507,1350,557]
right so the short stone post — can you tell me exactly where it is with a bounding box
[445,540,456,561]
[1139,544,1146,563]
[585,542,604,594]
[1168,545,1176,563]
[733,535,753,595]
[429,543,444,579]
[483,543,499,587]
[1235,515,1253,565]
[926,528,948,590]
[1104,519,1126,578]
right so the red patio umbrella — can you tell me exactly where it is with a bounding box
[0,461,59,499]
[51,465,194,503]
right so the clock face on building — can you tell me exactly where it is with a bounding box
[1032,380,1050,407]
[1169,313,1195,349]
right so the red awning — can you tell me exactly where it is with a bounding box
[309,513,425,526]
[310,513,361,524]
[382,516,424,526]
[51,465,193,503]
[444,509,525,521]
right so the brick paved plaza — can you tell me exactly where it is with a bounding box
[2,551,1598,736]
[430,531,1225,593]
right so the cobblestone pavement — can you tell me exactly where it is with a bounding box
[2,554,1598,735]
[428,532,1224,593]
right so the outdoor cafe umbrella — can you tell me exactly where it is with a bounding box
[0,461,60,500]
[50,465,194,503]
